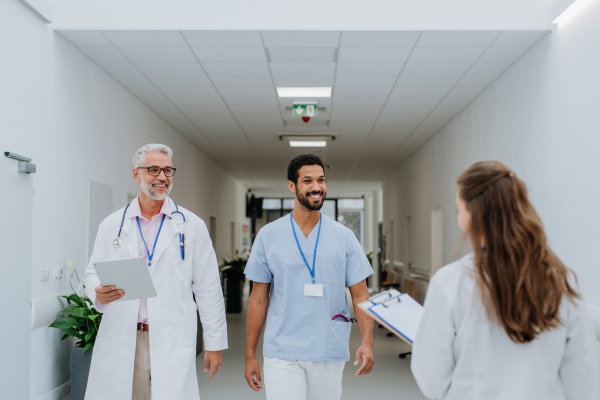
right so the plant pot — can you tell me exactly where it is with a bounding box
[71,346,93,400]
[226,278,244,314]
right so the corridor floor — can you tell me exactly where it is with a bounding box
[196,302,427,400]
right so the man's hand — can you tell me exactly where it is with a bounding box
[354,343,375,376]
[244,357,263,392]
[204,350,222,381]
[95,284,124,304]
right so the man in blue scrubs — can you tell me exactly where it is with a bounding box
[244,154,375,400]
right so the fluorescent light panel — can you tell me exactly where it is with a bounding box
[289,141,327,147]
[277,87,332,97]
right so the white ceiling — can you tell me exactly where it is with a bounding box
[57,29,547,197]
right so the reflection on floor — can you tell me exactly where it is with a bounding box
[197,303,427,400]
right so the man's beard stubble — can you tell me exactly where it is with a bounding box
[296,187,326,211]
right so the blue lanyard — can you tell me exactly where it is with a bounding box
[137,214,166,266]
[290,212,322,284]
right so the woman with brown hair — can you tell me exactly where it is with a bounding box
[411,161,599,400]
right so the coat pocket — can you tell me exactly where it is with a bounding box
[326,319,351,360]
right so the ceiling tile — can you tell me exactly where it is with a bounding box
[58,31,112,46]
[182,31,263,47]
[386,95,442,105]
[432,104,466,114]
[416,31,500,47]
[98,61,139,75]
[177,105,231,115]
[335,75,397,87]
[222,96,278,105]
[340,31,420,48]
[477,47,528,64]
[202,62,270,76]
[128,86,164,96]
[408,47,486,63]
[112,74,154,86]
[492,31,547,47]
[137,95,172,106]
[103,30,188,46]
[148,75,213,87]
[336,63,403,76]
[160,86,221,97]
[79,47,128,63]
[439,92,477,106]
[456,75,497,86]
[269,62,336,75]
[401,62,472,75]
[119,47,197,63]
[268,48,335,63]
[390,86,451,97]
[338,48,411,63]
[272,75,334,87]
[396,75,461,87]
[332,96,388,105]
[466,62,512,76]
[262,31,341,48]
[383,104,436,114]
[333,87,392,96]
[134,62,204,75]
[192,47,267,62]
[217,87,276,97]
[167,96,226,106]
[210,75,274,87]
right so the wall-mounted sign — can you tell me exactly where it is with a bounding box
[241,224,249,247]
[292,104,317,117]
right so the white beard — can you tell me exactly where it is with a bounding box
[140,179,172,200]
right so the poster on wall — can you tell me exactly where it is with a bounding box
[241,224,249,247]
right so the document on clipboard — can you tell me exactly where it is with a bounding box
[359,290,424,346]
[93,257,157,302]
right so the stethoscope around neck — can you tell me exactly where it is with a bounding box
[113,200,187,259]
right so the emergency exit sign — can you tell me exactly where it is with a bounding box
[292,104,317,117]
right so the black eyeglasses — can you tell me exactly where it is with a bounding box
[138,166,177,177]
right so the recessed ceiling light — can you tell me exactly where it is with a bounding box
[277,87,332,98]
[289,141,327,147]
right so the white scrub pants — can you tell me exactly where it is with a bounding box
[264,357,345,400]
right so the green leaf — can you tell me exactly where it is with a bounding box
[83,343,94,352]
[66,294,84,307]
[50,317,80,329]
[59,327,81,338]
[60,334,70,341]
[60,306,87,318]
[88,314,101,321]
[84,332,93,342]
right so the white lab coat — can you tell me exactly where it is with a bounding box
[84,197,227,400]
[411,253,600,400]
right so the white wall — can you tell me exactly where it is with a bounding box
[1,1,248,399]
[51,0,554,30]
[382,4,600,307]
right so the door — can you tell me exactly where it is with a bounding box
[0,155,33,398]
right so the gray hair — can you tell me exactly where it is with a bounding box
[132,144,173,168]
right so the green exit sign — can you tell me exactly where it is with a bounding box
[292,104,318,117]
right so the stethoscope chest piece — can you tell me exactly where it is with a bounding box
[113,238,122,248]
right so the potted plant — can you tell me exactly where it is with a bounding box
[220,249,248,313]
[50,258,102,400]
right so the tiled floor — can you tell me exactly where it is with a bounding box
[197,302,427,400]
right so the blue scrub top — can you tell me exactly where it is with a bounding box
[244,213,373,362]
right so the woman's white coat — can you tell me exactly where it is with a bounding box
[84,198,227,400]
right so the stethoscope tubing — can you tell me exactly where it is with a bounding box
[114,199,186,260]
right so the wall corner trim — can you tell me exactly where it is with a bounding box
[18,0,53,23]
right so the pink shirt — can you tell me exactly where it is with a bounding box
[95,197,171,325]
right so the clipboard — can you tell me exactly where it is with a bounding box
[359,290,424,346]
[93,257,157,302]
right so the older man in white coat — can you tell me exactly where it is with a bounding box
[84,144,227,400]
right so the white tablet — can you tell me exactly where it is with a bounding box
[93,257,157,302]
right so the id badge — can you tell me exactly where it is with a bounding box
[304,283,324,297]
